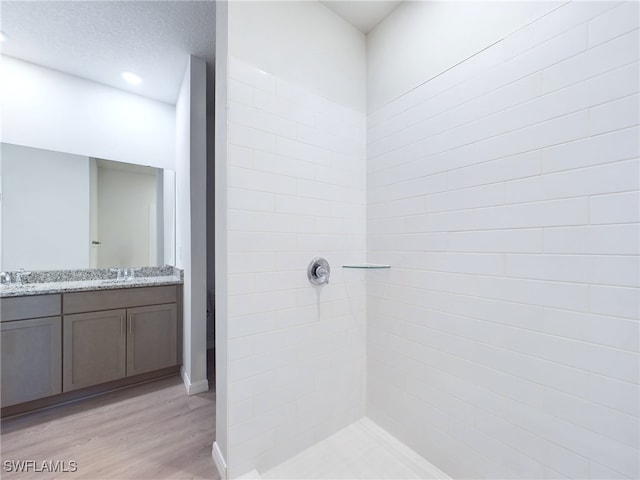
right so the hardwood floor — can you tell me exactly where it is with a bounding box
[0,374,219,480]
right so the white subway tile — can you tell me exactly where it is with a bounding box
[417,110,589,178]
[229,209,253,232]
[474,409,590,478]
[424,183,505,214]
[502,2,615,60]
[507,160,638,204]
[275,194,332,217]
[253,212,315,234]
[276,136,326,164]
[229,336,254,361]
[447,150,542,191]
[590,285,640,319]
[588,2,640,47]
[229,78,254,106]
[589,375,640,417]
[229,122,277,152]
[228,252,275,274]
[254,88,315,126]
[449,417,548,478]
[229,291,297,317]
[229,347,297,382]
[589,461,629,480]
[500,324,639,384]
[230,58,276,94]
[505,22,588,84]
[544,224,639,255]
[229,397,254,426]
[447,229,543,254]
[254,150,315,181]
[228,312,277,340]
[474,275,590,311]
[276,305,318,329]
[230,167,298,197]
[253,271,305,292]
[229,104,298,139]
[228,187,275,212]
[505,254,638,287]
[228,371,274,403]
[229,144,254,168]
[426,60,636,158]
[590,191,640,224]
[229,403,290,446]
[542,29,639,92]
[408,197,589,233]
[590,94,640,136]
[501,398,640,479]
[404,44,504,118]
[403,71,543,139]
[225,5,639,474]
[541,308,640,353]
[542,126,639,173]
[228,231,298,254]
[228,273,255,296]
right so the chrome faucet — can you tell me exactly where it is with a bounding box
[15,268,31,285]
[110,268,124,281]
[0,272,11,284]
[127,268,140,280]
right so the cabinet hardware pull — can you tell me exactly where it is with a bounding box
[121,316,125,335]
[129,315,133,335]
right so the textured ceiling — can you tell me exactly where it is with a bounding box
[0,1,216,104]
[321,1,401,34]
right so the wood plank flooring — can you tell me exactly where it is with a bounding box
[0,375,219,480]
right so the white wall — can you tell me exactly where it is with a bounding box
[0,56,175,170]
[214,0,230,472]
[229,1,366,113]
[223,2,367,476]
[1,144,90,271]
[163,170,176,267]
[366,2,639,478]
[175,56,209,396]
[367,1,561,111]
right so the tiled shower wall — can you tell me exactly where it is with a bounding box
[225,58,366,477]
[366,3,639,479]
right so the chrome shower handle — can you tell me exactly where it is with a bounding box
[308,257,330,286]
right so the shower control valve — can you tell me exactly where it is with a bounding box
[307,257,330,286]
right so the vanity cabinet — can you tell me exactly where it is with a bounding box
[62,286,178,392]
[0,284,181,414]
[0,295,62,407]
[126,304,177,376]
[63,309,127,391]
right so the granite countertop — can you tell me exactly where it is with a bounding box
[0,267,183,298]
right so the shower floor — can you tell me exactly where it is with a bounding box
[241,418,451,479]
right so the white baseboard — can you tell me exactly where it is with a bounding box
[180,365,209,395]
[212,441,228,480]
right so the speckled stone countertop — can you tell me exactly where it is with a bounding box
[0,266,183,298]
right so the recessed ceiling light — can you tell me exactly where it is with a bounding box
[121,71,143,85]
[0,32,8,43]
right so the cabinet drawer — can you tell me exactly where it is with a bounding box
[1,295,61,322]
[63,286,177,314]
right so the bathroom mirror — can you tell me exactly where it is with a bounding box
[0,143,176,271]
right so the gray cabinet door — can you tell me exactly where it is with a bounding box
[63,309,126,392]
[1,317,62,407]
[126,304,177,376]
